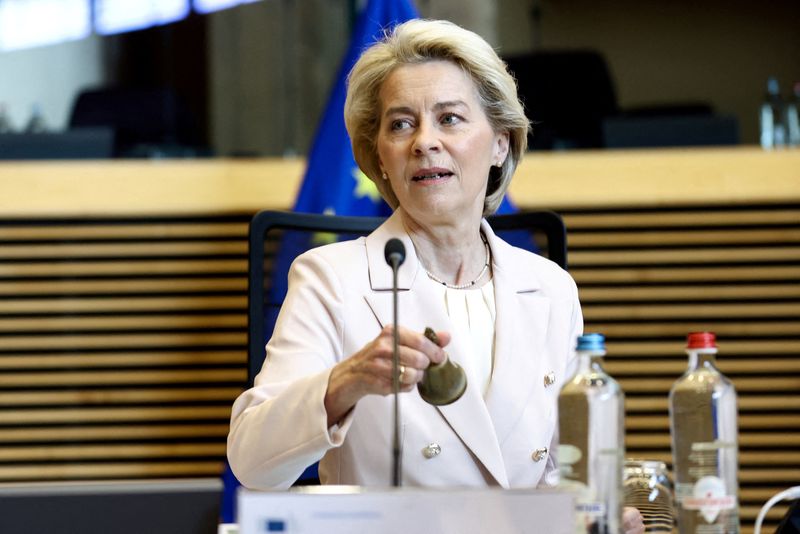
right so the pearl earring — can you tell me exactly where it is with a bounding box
[381,172,388,180]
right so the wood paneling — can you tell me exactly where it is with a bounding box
[0,216,249,486]
[1,148,798,215]
[1,150,798,533]
[566,204,800,533]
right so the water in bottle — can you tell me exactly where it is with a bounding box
[785,82,800,147]
[669,332,740,534]
[760,77,786,149]
[558,333,625,534]
[25,103,48,134]
[0,103,14,133]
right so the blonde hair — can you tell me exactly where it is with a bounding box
[344,19,529,216]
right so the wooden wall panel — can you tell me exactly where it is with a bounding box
[0,216,250,482]
[566,204,800,533]
[1,202,797,533]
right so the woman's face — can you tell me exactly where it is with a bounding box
[376,60,509,225]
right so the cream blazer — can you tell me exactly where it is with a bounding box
[227,211,583,490]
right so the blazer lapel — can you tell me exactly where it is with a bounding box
[363,213,509,487]
[436,327,510,487]
[483,223,551,446]
[364,211,419,292]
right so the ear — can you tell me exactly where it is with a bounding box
[494,131,510,165]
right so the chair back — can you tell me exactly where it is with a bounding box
[504,50,618,150]
[247,209,567,388]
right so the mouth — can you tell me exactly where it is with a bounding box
[411,170,454,182]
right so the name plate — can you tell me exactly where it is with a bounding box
[238,485,575,534]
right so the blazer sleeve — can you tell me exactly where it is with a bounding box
[226,249,355,490]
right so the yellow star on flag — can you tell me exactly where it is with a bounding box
[311,207,339,246]
[353,168,382,202]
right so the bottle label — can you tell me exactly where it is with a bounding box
[678,476,736,523]
[574,501,607,518]
[558,445,610,533]
[560,479,606,534]
[687,440,736,479]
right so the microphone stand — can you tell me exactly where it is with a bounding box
[384,238,405,487]
[391,257,401,487]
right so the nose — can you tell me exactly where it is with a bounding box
[411,120,441,155]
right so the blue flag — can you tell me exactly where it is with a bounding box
[293,0,418,217]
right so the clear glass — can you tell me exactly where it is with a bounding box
[785,83,800,147]
[669,348,740,534]
[558,349,625,534]
[624,459,675,533]
[760,77,786,148]
[0,103,13,133]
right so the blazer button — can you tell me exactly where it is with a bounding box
[422,443,441,459]
[544,371,556,387]
[531,447,548,462]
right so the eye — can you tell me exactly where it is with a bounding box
[440,113,462,126]
[389,118,411,131]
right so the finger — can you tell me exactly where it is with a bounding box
[374,352,422,385]
[421,330,450,365]
[399,360,424,384]
[429,331,451,364]
[399,326,451,365]
[381,325,449,367]
[399,363,410,385]
[433,330,452,348]
[621,507,644,534]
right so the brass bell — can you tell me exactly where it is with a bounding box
[418,327,467,406]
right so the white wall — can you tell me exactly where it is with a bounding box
[0,35,107,132]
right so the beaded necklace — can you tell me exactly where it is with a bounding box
[423,233,491,290]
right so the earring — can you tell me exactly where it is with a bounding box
[381,171,388,180]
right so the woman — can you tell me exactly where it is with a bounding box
[228,18,642,533]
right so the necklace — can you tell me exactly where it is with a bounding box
[423,233,491,290]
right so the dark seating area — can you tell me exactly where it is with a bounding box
[505,50,739,150]
[68,87,207,158]
[0,128,114,160]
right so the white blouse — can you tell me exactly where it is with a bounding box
[435,280,497,397]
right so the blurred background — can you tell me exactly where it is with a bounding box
[0,0,798,159]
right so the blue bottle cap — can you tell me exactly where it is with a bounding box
[576,333,606,351]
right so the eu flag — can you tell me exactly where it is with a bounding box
[293,0,419,217]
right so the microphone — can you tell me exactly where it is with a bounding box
[384,238,405,487]
[384,238,406,267]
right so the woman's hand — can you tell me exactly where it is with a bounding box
[622,506,645,534]
[324,325,449,426]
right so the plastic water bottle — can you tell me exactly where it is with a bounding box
[669,332,740,534]
[24,103,48,134]
[0,103,14,133]
[558,333,625,534]
[785,82,800,147]
[760,77,786,149]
